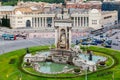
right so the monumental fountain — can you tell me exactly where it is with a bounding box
[23,7,107,74]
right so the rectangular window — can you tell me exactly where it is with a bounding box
[18,21,22,23]
[18,17,22,19]
[104,16,112,19]
[92,20,97,25]
[71,17,74,20]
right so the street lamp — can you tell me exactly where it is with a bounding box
[6,71,22,80]
[112,69,120,80]
[85,66,88,80]
[49,41,52,49]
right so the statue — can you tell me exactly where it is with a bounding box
[26,48,30,54]
[59,29,66,49]
[76,40,79,45]
[88,51,93,61]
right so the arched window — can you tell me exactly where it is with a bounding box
[26,20,31,27]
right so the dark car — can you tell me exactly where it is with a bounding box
[100,34,103,38]
[81,42,88,45]
[103,42,112,48]
[94,39,104,44]
[112,43,119,46]
[90,42,97,45]
[105,40,112,45]
[104,45,112,48]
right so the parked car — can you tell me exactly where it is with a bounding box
[112,43,119,46]
[105,40,112,45]
[118,39,120,42]
[93,39,104,44]
[90,42,97,45]
[104,45,112,48]
[2,34,16,40]
[81,42,88,45]
[102,42,112,48]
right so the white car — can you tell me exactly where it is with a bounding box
[118,39,120,42]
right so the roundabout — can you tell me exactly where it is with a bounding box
[0,45,119,80]
[22,49,109,77]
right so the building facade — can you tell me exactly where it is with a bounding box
[102,1,120,21]
[0,1,118,30]
[10,9,118,30]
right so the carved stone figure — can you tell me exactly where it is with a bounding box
[59,29,66,49]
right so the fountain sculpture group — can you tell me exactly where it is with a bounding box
[23,8,107,74]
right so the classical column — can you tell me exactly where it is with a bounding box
[40,17,42,27]
[77,17,78,27]
[39,17,41,27]
[78,17,79,27]
[35,17,36,28]
[87,17,89,27]
[84,17,86,27]
[32,18,34,28]
[45,17,47,28]
[34,17,35,28]
[55,27,58,48]
[79,17,81,27]
[36,17,38,28]
[83,17,84,27]
[52,17,54,28]
[65,28,67,49]
[43,17,45,28]
[42,17,44,27]
[86,17,88,27]
[69,27,72,49]
[37,17,39,28]
[74,17,75,27]
[81,17,83,27]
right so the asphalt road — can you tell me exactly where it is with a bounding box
[0,38,54,54]
[95,29,120,51]
[0,29,120,55]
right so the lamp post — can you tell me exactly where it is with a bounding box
[112,69,120,80]
[85,66,88,80]
[49,41,52,49]
[6,71,22,80]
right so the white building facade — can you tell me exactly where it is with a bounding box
[9,9,118,30]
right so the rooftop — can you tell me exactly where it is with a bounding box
[0,6,15,11]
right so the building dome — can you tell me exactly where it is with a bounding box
[90,9,99,13]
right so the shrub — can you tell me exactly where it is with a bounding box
[99,61,106,66]
[74,68,80,73]
[9,58,16,64]
[25,62,31,66]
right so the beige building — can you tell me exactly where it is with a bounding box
[89,9,118,29]
[0,6,15,19]
[0,1,118,30]
[9,8,118,30]
[104,0,120,2]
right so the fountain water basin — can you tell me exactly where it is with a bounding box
[38,62,75,74]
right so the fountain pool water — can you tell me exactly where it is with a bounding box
[79,54,107,63]
[38,62,75,73]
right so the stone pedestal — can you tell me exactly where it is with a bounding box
[54,20,72,50]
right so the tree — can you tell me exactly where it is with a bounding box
[1,15,11,28]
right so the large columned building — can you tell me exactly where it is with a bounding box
[10,9,118,30]
[0,1,118,30]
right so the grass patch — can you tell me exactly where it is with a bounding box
[0,45,119,80]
